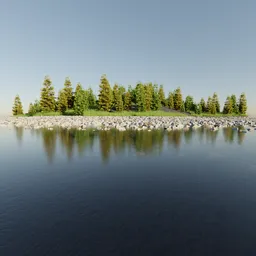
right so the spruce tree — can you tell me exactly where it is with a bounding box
[58,89,68,114]
[74,83,85,115]
[28,103,35,116]
[83,89,89,111]
[181,101,185,112]
[124,91,132,111]
[167,92,174,109]
[223,96,233,114]
[128,85,136,105]
[135,83,146,112]
[144,83,153,111]
[63,77,73,109]
[231,94,239,114]
[206,97,212,113]
[98,75,112,111]
[12,95,23,115]
[40,76,56,112]
[151,84,161,111]
[212,93,220,113]
[33,99,41,113]
[200,98,206,113]
[112,84,123,111]
[184,95,194,112]
[174,87,183,110]
[209,101,217,114]
[238,93,247,115]
[158,85,166,106]
[87,87,96,109]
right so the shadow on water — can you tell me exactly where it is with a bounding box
[17,127,246,163]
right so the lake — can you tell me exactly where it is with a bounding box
[1,126,256,255]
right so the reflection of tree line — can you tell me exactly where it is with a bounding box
[14,126,246,163]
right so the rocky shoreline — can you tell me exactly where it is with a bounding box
[0,116,256,133]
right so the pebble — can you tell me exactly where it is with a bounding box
[0,116,255,132]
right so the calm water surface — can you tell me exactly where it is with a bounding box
[1,127,256,256]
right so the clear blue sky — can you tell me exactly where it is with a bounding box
[1,0,255,115]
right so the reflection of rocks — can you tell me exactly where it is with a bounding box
[3,116,256,132]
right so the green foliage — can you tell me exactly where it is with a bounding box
[184,95,194,112]
[40,76,56,112]
[174,87,183,110]
[63,77,74,109]
[28,103,35,116]
[135,83,146,112]
[230,94,239,114]
[223,96,233,114]
[212,93,220,113]
[199,98,207,112]
[181,101,185,112]
[167,92,174,109]
[74,83,86,115]
[158,85,166,106]
[144,83,153,111]
[124,91,132,110]
[87,87,96,109]
[112,84,123,111]
[58,89,68,114]
[12,95,23,115]
[239,93,247,115]
[206,97,212,113]
[151,84,161,111]
[98,74,112,111]
[128,85,136,105]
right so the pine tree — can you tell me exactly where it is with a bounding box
[239,93,247,115]
[209,101,217,114]
[151,84,161,111]
[135,83,146,112]
[181,101,185,112]
[74,83,85,115]
[200,98,207,112]
[212,93,220,113]
[158,85,166,106]
[124,91,132,111]
[87,87,96,109]
[28,103,35,116]
[231,94,239,114]
[206,97,212,113]
[12,95,23,115]
[184,95,194,112]
[223,96,233,114]
[144,83,153,111]
[58,89,68,114]
[167,92,174,109]
[83,89,89,111]
[63,77,73,109]
[174,87,183,110]
[33,99,41,113]
[98,75,112,111]
[197,103,202,115]
[40,76,56,112]
[112,84,123,111]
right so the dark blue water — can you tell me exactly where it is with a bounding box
[1,127,256,255]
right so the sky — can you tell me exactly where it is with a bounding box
[0,0,255,115]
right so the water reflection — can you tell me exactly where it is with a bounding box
[14,127,247,163]
[14,126,24,146]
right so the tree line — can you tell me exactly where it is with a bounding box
[12,74,248,116]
